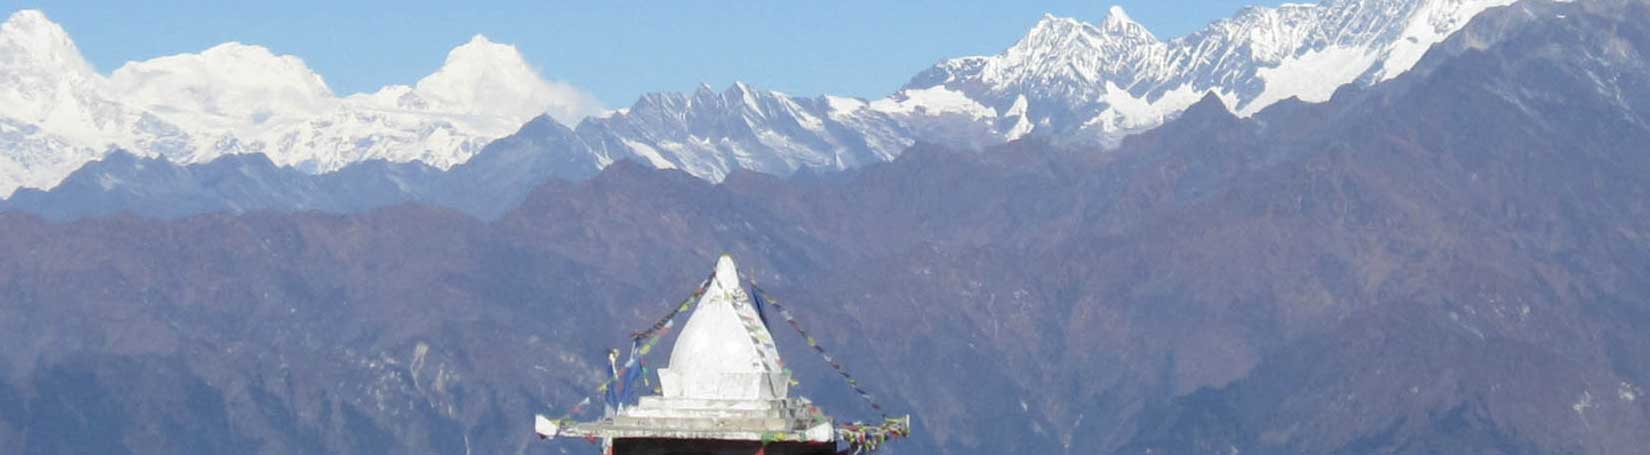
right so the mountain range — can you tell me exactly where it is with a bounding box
[0,11,601,197]
[2,0,1517,220]
[911,0,1516,142]
[2,0,1649,454]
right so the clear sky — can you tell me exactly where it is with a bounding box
[13,0,1292,108]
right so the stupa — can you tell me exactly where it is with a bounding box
[536,255,905,454]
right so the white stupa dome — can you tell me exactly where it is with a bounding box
[658,254,788,400]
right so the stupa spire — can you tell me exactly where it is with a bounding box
[659,254,787,400]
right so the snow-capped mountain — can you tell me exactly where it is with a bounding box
[1,0,1513,200]
[570,81,1011,182]
[906,0,1516,145]
[571,0,1518,179]
[0,10,130,197]
[0,9,602,196]
[553,0,1520,181]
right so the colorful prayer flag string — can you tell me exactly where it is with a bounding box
[549,274,713,424]
[749,283,891,420]
[631,272,715,341]
[749,283,909,454]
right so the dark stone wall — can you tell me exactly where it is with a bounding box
[613,438,834,455]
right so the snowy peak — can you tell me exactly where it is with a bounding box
[415,34,536,111]
[1018,11,1157,55]
[0,10,92,76]
[108,42,336,122]
[1100,6,1156,42]
[984,11,1157,94]
[410,34,603,125]
[1026,14,1084,39]
[0,9,103,126]
[1105,5,1132,23]
[1197,3,1323,64]
[723,81,767,112]
[1018,15,1089,55]
[446,34,516,63]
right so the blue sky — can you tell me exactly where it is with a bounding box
[16,0,1291,107]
